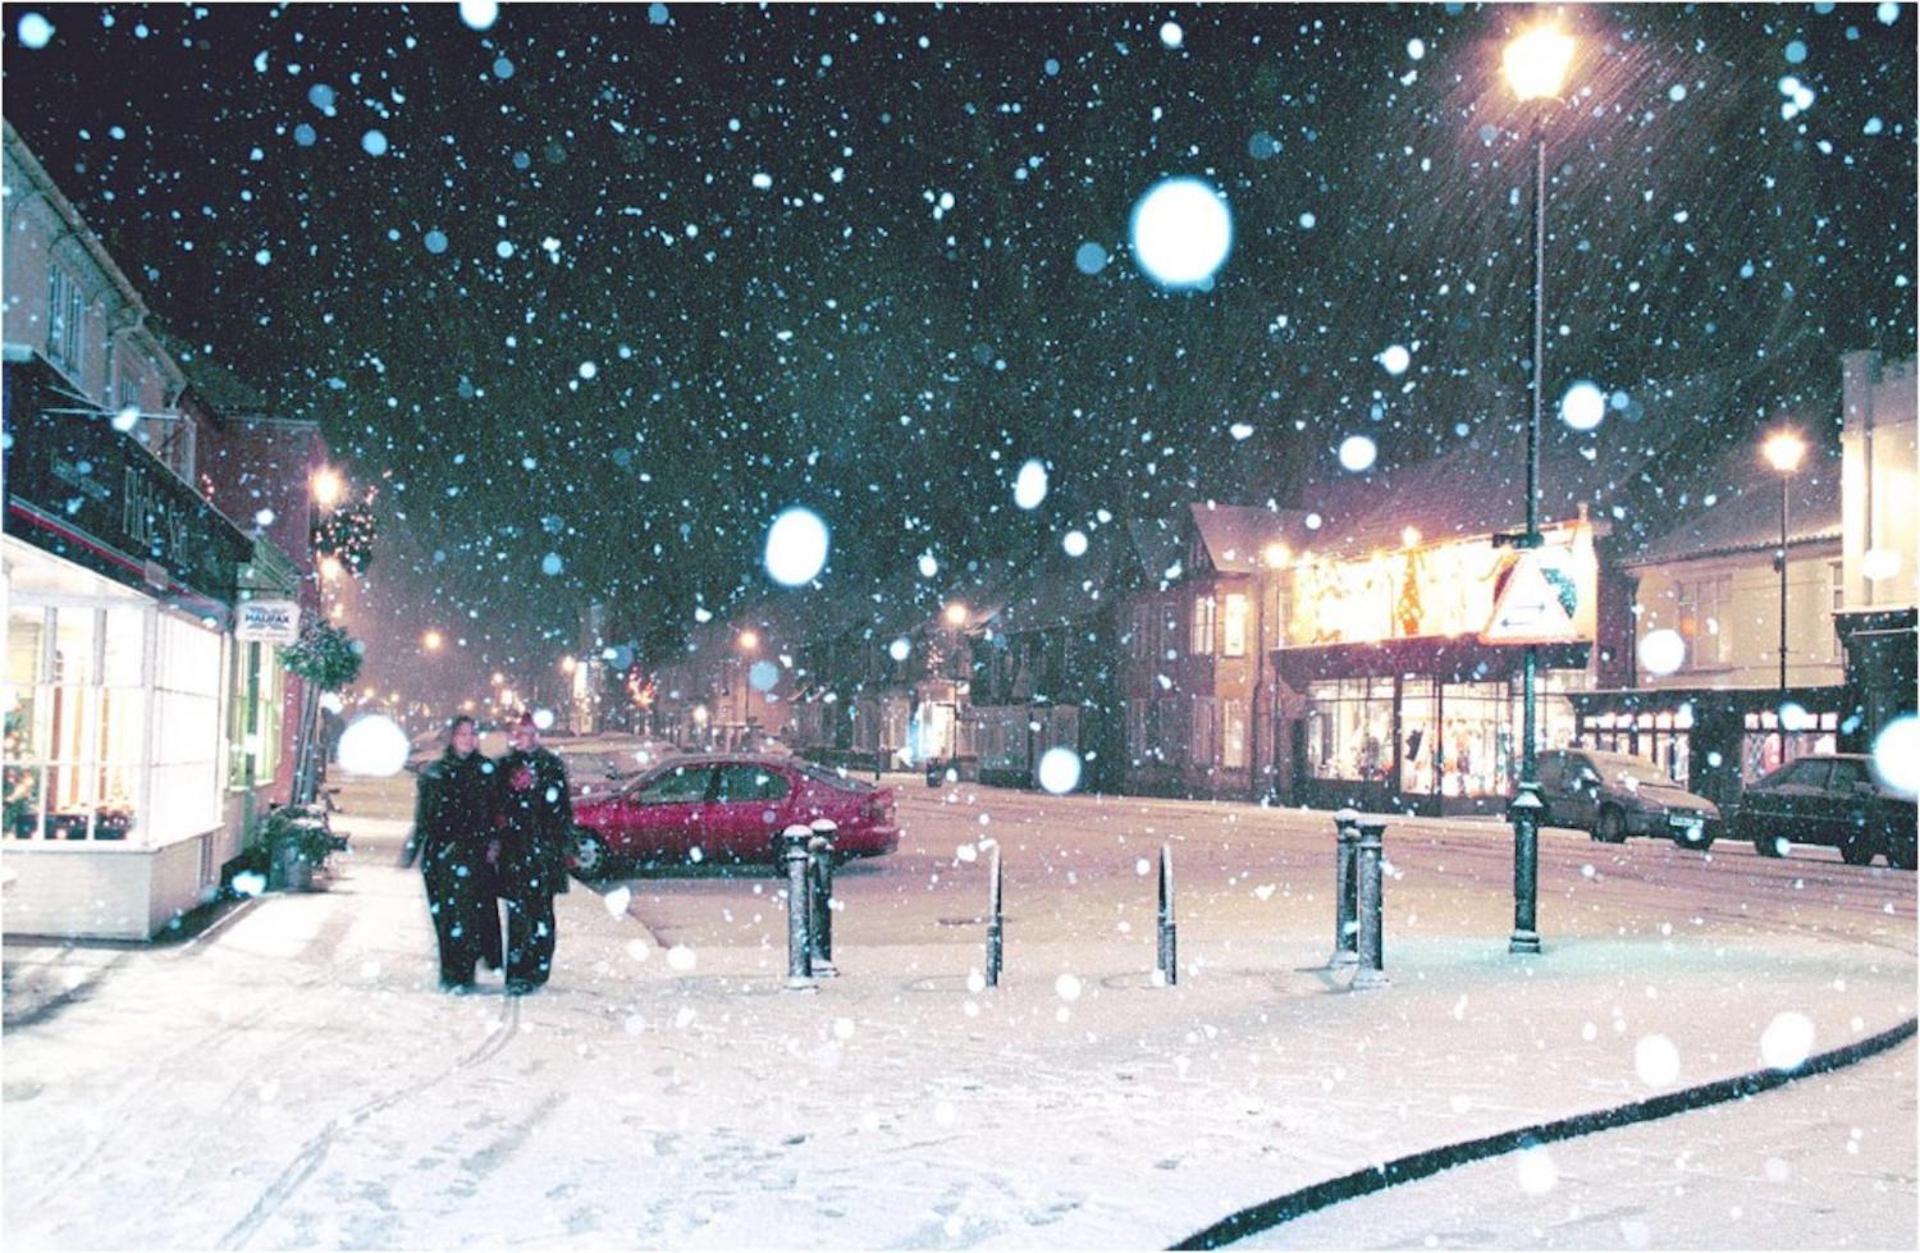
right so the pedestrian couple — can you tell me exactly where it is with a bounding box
[404,712,574,996]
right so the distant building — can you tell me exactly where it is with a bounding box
[1835,350,1917,751]
[1117,504,1305,800]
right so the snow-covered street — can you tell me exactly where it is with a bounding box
[4,772,1913,1248]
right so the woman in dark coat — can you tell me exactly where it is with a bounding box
[404,715,503,992]
[494,712,573,995]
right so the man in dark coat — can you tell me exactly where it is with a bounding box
[494,712,573,995]
[403,715,503,992]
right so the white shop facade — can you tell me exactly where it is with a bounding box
[4,357,254,939]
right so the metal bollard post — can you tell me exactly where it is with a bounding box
[1352,817,1389,990]
[808,818,839,977]
[779,824,815,990]
[1157,843,1178,986]
[985,843,1004,987]
[1328,808,1361,968]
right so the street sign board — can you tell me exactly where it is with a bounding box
[235,599,301,644]
[1480,549,1582,645]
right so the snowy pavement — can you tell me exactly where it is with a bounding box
[2,774,1914,1249]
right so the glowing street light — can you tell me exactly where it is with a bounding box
[422,629,444,652]
[1502,24,1576,101]
[1763,429,1809,693]
[943,601,969,627]
[310,465,347,511]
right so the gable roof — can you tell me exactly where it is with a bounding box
[1623,439,1843,567]
[1188,502,1314,574]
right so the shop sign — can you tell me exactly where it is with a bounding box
[2,364,251,615]
[1290,524,1597,648]
[235,599,301,644]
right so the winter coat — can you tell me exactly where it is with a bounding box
[405,750,498,868]
[495,747,573,895]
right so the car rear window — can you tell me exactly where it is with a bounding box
[1828,759,1869,790]
[799,763,874,793]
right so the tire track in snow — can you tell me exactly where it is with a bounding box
[215,996,522,1250]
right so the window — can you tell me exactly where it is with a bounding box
[1827,758,1869,793]
[1129,606,1149,660]
[1675,575,1730,668]
[1126,700,1147,760]
[147,614,223,845]
[715,763,790,802]
[635,764,712,804]
[1160,604,1182,661]
[1190,695,1216,766]
[47,266,83,371]
[7,605,150,842]
[1829,560,1845,661]
[1783,759,1829,789]
[140,415,198,484]
[1223,593,1249,657]
[1191,596,1216,655]
[1306,678,1396,784]
[226,642,285,790]
[1222,699,1248,769]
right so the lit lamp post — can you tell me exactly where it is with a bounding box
[1502,22,1576,957]
[1253,542,1291,804]
[1763,429,1807,696]
[737,629,761,747]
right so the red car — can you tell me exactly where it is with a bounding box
[568,755,899,878]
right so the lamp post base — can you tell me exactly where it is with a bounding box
[1508,930,1542,955]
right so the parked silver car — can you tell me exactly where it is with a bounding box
[1534,748,1722,850]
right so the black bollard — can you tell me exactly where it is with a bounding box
[779,824,815,990]
[1157,843,1178,986]
[1329,809,1361,968]
[985,843,1004,988]
[1352,817,1389,990]
[808,818,839,977]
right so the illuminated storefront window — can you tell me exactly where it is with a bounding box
[1303,672,1585,799]
[1742,709,1838,781]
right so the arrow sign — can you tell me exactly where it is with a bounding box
[1480,550,1581,645]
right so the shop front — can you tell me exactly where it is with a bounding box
[1568,685,1851,813]
[3,359,252,939]
[1276,523,1599,816]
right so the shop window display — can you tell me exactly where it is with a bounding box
[1306,672,1584,799]
[7,605,150,841]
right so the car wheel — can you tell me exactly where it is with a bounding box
[1672,826,1715,852]
[1594,806,1627,844]
[1839,832,1877,867]
[571,829,611,881]
[1742,815,1786,858]
[1889,837,1917,872]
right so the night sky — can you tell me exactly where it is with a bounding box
[3,3,1912,708]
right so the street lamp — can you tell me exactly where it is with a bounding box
[422,629,444,653]
[737,629,760,745]
[310,465,346,512]
[1763,428,1808,694]
[1251,542,1291,805]
[1503,20,1575,957]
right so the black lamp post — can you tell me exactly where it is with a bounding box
[1501,23,1576,957]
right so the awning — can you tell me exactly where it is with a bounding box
[1273,636,1590,686]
